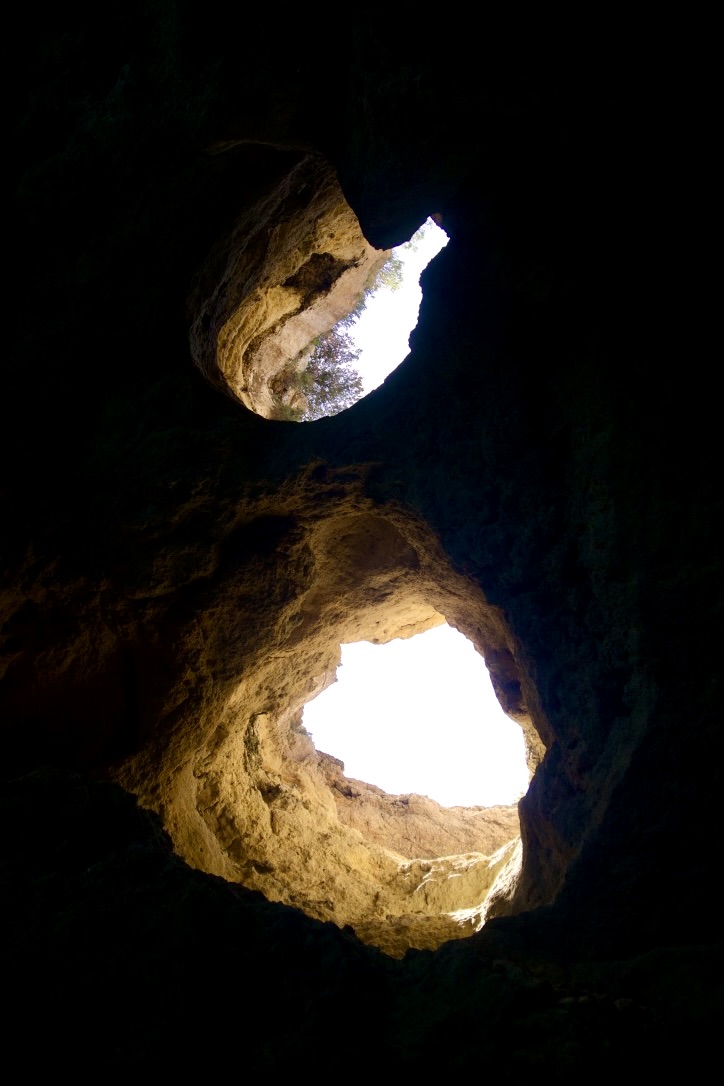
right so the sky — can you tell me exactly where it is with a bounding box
[301,223,529,809]
[302,624,529,808]
[349,218,449,392]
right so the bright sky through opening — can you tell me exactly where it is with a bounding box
[349,217,449,392]
[303,624,529,808]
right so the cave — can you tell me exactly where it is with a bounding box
[6,13,720,1074]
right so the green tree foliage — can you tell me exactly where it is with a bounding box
[335,251,404,332]
[402,219,435,254]
[372,251,404,292]
[298,329,364,421]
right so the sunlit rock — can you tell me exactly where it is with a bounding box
[190,155,390,417]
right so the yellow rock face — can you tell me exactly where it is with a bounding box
[191,154,390,417]
[113,501,536,957]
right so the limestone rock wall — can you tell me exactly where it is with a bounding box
[319,753,519,859]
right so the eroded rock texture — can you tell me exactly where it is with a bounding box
[192,154,390,417]
[5,11,720,1074]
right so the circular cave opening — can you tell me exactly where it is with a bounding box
[188,613,532,960]
[175,510,543,960]
[279,619,529,957]
[302,623,529,808]
[201,152,449,421]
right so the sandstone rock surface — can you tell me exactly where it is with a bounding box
[191,154,389,418]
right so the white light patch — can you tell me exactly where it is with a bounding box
[350,218,449,393]
[302,624,529,808]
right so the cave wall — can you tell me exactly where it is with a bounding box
[5,8,720,1071]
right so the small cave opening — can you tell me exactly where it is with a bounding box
[198,152,449,420]
[302,623,529,808]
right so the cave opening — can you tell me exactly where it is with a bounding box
[204,156,450,421]
[175,511,538,958]
[294,215,449,418]
[302,623,529,808]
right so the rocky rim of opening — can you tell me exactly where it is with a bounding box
[114,502,544,957]
[189,154,391,419]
